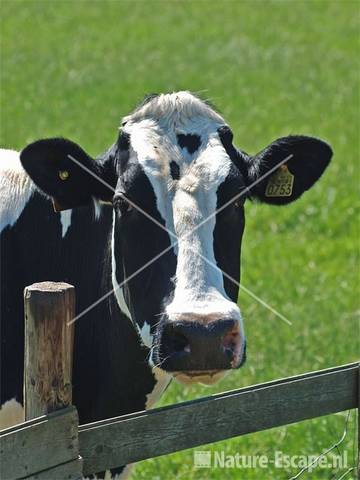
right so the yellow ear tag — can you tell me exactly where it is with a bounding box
[265,164,294,197]
[59,170,69,181]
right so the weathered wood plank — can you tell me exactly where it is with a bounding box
[79,362,358,476]
[23,457,83,479]
[0,407,79,479]
[24,282,75,420]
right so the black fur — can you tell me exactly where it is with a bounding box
[177,133,201,154]
[170,161,180,180]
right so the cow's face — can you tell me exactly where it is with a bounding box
[20,91,332,385]
[111,93,247,384]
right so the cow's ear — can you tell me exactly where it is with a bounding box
[244,136,332,205]
[20,138,116,211]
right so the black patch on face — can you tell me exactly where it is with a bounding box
[170,161,180,180]
[177,134,201,154]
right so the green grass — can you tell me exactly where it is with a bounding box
[1,1,359,478]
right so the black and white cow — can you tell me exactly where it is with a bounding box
[0,92,332,478]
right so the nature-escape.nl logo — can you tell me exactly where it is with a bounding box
[193,450,348,471]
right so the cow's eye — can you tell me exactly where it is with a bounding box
[113,195,133,215]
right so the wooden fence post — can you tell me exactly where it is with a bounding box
[23,281,75,419]
[20,282,82,479]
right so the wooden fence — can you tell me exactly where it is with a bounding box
[1,282,359,479]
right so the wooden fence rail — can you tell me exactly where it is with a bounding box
[79,362,358,475]
[1,407,81,480]
[0,282,359,479]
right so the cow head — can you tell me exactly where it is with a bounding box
[20,92,332,385]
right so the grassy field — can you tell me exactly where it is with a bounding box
[1,1,359,478]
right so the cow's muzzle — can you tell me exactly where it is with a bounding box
[152,318,245,377]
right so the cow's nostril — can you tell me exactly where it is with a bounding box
[172,331,190,353]
[222,328,240,350]
[224,346,235,360]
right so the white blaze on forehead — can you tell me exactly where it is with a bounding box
[123,92,241,323]
[168,139,240,321]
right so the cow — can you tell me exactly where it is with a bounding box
[0,91,332,478]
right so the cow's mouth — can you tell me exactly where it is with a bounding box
[173,370,227,385]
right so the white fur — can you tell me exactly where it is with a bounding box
[139,321,152,348]
[0,398,24,430]
[123,91,224,126]
[111,213,132,320]
[145,367,171,409]
[93,197,102,220]
[60,209,72,237]
[123,92,244,341]
[0,149,35,232]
